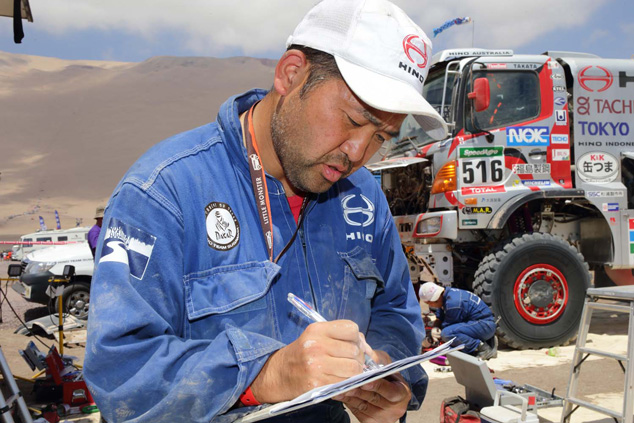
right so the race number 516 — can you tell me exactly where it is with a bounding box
[462,158,504,184]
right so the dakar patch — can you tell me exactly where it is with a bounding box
[205,202,240,251]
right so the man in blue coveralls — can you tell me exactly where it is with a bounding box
[419,282,497,360]
[84,1,448,422]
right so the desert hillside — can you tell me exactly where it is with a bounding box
[0,51,276,241]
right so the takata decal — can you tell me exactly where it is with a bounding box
[205,202,240,251]
[555,110,567,125]
[342,194,375,227]
[100,218,157,280]
[577,152,619,183]
[578,66,613,92]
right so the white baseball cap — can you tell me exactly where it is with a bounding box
[287,0,448,140]
[419,282,444,303]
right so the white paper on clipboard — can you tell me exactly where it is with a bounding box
[236,341,463,423]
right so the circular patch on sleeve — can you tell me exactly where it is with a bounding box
[205,202,240,250]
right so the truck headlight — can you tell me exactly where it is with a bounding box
[430,160,457,194]
[24,261,56,275]
[415,216,442,237]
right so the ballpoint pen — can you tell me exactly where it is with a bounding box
[287,292,381,371]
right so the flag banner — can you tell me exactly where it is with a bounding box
[55,210,61,229]
[433,17,472,37]
[39,216,47,231]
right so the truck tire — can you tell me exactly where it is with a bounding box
[56,282,90,320]
[473,233,590,349]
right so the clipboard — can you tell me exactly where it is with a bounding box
[236,341,463,422]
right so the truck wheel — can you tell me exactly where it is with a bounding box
[56,282,90,320]
[473,233,590,349]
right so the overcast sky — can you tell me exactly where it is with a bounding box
[0,0,632,62]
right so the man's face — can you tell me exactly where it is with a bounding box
[427,298,443,309]
[271,77,405,194]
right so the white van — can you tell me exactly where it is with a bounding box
[12,241,94,320]
[13,227,91,261]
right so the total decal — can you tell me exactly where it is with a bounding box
[506,126,550,146]
[342,194,375,243]
[461,185,506,196]
[576,152,619,184]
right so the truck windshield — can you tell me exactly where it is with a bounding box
[467,70,540,131]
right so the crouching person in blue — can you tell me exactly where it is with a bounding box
[419,282,497,360]
[84,0,449,422]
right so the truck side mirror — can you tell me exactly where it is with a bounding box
[8,264,22,277]
[62,265,76,279]
[468,77,491,112]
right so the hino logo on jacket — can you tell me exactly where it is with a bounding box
[343,194,375,243]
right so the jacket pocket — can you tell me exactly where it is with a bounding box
[337,246,385,331]
[184,261,280,320]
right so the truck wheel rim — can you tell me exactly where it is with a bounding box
[513,264,568,324]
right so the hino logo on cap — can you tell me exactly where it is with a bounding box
[402,34,428,68]
[399,34,428,83]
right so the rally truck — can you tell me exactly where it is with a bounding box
[368,48,634,349]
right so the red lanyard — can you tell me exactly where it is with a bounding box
[243,104,310,263]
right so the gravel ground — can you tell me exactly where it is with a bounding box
[0,260,51,333]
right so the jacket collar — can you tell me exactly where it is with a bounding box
[216,88,268,175]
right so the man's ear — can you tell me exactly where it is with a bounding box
[273,49,309,96]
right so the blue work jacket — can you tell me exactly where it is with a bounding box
[436,287,494,327]
[84,90,426,422]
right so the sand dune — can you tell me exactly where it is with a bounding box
[0,50,276,241]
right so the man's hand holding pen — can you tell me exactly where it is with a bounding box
[250,320,374,403]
